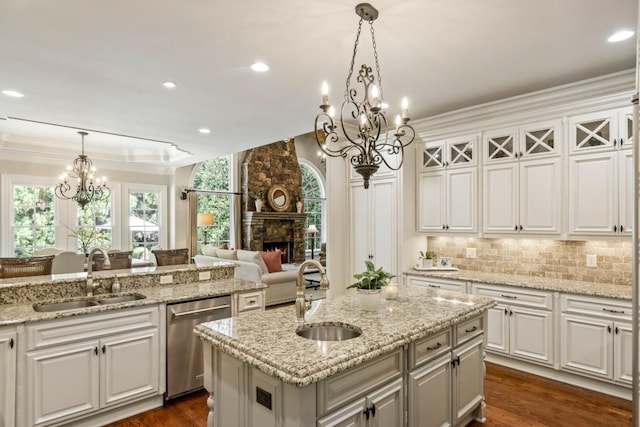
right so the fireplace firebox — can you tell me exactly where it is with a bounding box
[263,241,291,264]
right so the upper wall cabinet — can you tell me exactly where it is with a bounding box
[483,120,563,236]
[568,107,633,237]
[417,135,478,234]
[568,107,633,154]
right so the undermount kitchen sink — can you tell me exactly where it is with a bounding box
[96,293,147,304]
[33,293,147,312]
[296,323,362,341]
[33,300,100,312]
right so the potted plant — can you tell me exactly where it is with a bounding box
[419,250,437,268]
[348,260,395,310]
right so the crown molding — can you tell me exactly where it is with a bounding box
[412,69,636,141]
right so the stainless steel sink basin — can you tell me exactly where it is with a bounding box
[296,323,362,341]
[33,300,99,312]
[96,293,147,304]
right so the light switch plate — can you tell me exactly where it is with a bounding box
[160,275,173,284]
[466,248,477,258]
[586,254,597,268]
[199,271,211,281]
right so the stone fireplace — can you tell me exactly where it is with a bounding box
[241,139,306,263]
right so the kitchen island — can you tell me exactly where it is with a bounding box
[195,285,495,427]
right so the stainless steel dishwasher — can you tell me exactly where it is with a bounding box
[166,295,232,399]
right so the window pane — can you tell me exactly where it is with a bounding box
[300,164,325,254]
[76,196,112,253]
[13,185,55,256]
[129,191,161,260]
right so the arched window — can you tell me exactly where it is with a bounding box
[192,156,233,249]
[300,161,325,255]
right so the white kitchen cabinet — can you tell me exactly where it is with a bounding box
[350,177,397,277]
[472,283,553,366]
[417,135,478,234]
[0,328,17,427]
[24,306,161,426]
[483,120,562,235]
[404,274,466,293]
[560,294,632,386]
[407,352,452,427]
[568,107,633,237]
[452,336,484,425]
[568,150,632,236]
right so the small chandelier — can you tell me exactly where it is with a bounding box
[314,3,415,189]
[55,131,110,209]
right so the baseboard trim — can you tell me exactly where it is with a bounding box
[62,395,164,426]
[485,354,631,401]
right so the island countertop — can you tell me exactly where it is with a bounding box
[194,285,495,387]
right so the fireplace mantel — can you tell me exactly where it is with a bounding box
[242,212,307,263]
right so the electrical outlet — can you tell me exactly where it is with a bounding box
[586,254,597,268]
[466,248,477,258]
[199,271,211,281]
[160,274,173,284]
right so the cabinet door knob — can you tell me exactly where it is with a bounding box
[102,345,106,354]
[445,224,449,230]
[363,407,370,420]
[94,347,98,356]
[514,225,518,231]
[370,404,376,417]
[9,338,13,349]
[613,138,617,147]
[504,308,508,315]
[519,225,523,231]
[442,224,446,230]
[615,327,620,335]
[607,325,612,333]
[620,225,624,232]
[613,225,617,232]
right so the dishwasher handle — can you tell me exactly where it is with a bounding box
[171,304,231,319]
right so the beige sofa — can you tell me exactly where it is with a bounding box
[193,248,297,306]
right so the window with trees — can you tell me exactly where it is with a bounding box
[192,156,232,251]
[12,185,56,256]
[129,190,161,260]
[75,196,112,254]
[300,162,325,254]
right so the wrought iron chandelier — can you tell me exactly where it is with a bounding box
[314,3,415,189]
[55,131,110,209]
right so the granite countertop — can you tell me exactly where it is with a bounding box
[194,286,495,387]
[0,277,266,326]
[404,269,632,301]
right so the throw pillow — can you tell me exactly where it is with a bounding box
[201,244,217,257]
[237,249,268,275]
[216,249,238,260]
[260,250,283,273]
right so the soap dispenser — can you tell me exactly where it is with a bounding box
[111,274,121,293]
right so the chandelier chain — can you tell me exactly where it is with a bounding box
[370,21,384,103]
[345,17,364,98]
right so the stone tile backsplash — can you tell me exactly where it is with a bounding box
[427,237,632,286]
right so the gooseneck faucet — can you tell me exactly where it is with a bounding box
[296,260,329,322]
[86,247,111,296]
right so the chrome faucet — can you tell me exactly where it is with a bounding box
[296,260,329,322]
[86,247,111,296]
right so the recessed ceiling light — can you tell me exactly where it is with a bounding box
[163,81,177,89]
[608,30,635,43]
[2,90,24,98]
[250,62,269,72]
[198,128,211,134]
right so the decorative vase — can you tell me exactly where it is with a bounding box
[421,257,433,268]
[296,200,303,213]
[255,199,262,212]
[356,288,382,311]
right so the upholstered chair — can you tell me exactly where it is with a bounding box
[0,255,55,278]
[152,248,190,266]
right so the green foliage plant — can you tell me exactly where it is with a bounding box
[419,250,437,259]
[348,260,395,290]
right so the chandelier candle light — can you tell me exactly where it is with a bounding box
[55,131,109,209]
[314,3,415,189]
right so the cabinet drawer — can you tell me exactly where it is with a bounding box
[316,348,403,416]
[408,328,451,369]
[561,294,631,321]
[472,283,552,310]
[26,306,159,351]
[406,275,466,293]
[237,291,263,313]
[455,316,483,346]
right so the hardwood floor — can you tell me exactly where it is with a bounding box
[107,363,632,426]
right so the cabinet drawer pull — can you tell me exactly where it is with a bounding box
[247,299,257,305]
[501,294,517,299]
[464,326,478,333]
[172,304,231,318]
[428,284,441,288]
[602,308,625,314]
[426,342,442,351]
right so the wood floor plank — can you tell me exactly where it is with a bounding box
[107,363,632,426]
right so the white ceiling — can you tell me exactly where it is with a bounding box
[0,0,637,168]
